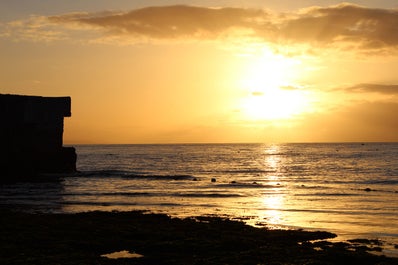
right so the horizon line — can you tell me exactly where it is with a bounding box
[64,141,398,146]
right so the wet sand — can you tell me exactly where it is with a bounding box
[1,210,397,264]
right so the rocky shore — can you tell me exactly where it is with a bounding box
[1,210,397,264]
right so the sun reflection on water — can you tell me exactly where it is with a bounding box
[262,194,285,226]
[263,144,281,171]
[261,144,286,226]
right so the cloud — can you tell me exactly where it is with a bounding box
[2,3,398,53]
[251,91,264,96]
[0,15,67,42]
[346,83,398,95]
[279,85,301,91]
[48,5,268,40]
[278,3,398,51]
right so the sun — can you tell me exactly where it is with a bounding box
[242,89,308,120]
[238,49,310,121]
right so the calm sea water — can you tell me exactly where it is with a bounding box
[1,143,398,255]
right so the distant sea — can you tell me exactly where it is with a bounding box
[1,143,398,255]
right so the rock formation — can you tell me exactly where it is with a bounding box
[0,94,76,179]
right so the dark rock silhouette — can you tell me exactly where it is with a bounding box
[0,94,76,180]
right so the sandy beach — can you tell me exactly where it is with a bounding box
[1,210,397,265]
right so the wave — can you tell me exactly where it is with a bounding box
[295,192,361,197]
[174,193,242,198]
[359,179,398,185]
[60,201,184,208]
[77,170,131,177]
[215,182,281,189]
[62,192,152,197]
[60,201,138,206]
[122,174,196,181]
[62,191,242,198]
[76,170,196,181]
[214,169,277,174]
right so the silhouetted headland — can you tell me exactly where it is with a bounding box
[0,94,76,181]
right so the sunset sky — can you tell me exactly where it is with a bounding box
[1,0,398,144]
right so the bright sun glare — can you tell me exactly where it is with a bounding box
[239,49,310,121]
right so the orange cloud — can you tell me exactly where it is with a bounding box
[48,5,269,40]
[3,4,398,53]
[278,3,398,51]
[346,84,398,95]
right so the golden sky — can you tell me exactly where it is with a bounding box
[1,1,398,143]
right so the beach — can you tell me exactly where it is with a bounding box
[1,143,398,263]
[1,210,398,264]
[3,144,398,251]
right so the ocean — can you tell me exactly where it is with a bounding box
[1,143,398,255]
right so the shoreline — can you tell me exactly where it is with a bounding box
[1,210,398,264]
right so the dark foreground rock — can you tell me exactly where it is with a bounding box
[0,210,397,265]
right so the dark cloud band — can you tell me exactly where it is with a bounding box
[49,5,268,39]
[347,84,398,94]
[46,3,398,51]
[2,3,398,54]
